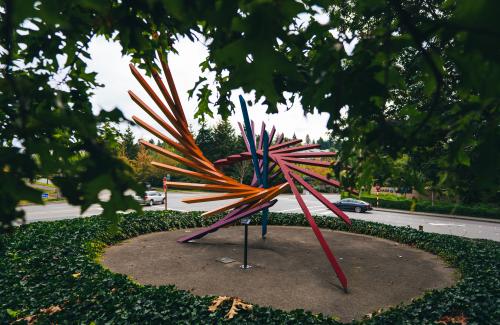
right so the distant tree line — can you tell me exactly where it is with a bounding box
[117,121,497,206]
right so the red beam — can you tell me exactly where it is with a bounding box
[290,172,351,225]
[277,158,348,290]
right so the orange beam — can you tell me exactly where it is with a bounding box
[201,189,271,217]
[139,140,223,178]
[158,53,188,125]
[130,64,202,158]
[129,90,184,141]
[156,55,206,160]
[182,191,257,204]
[132,115,189,157]
[250,183,288,208]
[165,181,255,193]
[151,161,231,185]
[129,64,180,129]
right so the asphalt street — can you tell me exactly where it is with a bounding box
[20,191,500,241]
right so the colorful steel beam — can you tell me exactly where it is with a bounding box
[129,50,356,291]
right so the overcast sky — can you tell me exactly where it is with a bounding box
[87,36,332,142]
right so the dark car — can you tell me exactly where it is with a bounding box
[333,198,372,213]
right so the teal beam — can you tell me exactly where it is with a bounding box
[239,95,262,185]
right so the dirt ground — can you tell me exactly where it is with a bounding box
[101,225,456,322]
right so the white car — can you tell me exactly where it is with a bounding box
[135,190,165,206]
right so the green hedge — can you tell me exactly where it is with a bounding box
[344,194,500,220]
[1,211,499,324]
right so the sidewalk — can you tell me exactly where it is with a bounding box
[373,207,500,224]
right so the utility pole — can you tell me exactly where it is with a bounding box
[163,176,168,211]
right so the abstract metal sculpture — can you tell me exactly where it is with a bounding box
[129,51,353,291]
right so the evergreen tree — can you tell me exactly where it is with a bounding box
[305,134,311,144]
[195,121,216,161]
[121,126,139,160]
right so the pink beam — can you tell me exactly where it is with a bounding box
[276,133,284,145]
[238,122,251,152]
[268,126,276,145]
[214,128,282,168]
[219,137,297,162]
[282,152,336,158]
[269,139,302,151]
[272,144,321,155]
[290,172,351,225]
[257,121,266,149]
[276,158,348,291]
[282,157,333,168]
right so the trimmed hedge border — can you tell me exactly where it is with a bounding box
[1,211,499,324]
[344,195,500,220]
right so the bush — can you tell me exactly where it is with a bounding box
[1,211,499,324]
[343,194,500,220]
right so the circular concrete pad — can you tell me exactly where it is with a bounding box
[101,226,456,321]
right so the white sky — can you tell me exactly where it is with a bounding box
[87,36,331,142]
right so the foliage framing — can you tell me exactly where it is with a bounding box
[1,1,499,230]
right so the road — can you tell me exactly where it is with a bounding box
[20,192,500,241]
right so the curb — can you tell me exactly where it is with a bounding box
[373,207,500,224]
[19,200,67,207]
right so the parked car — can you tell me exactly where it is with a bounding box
[333,198,372,213]
[134,190,165,206]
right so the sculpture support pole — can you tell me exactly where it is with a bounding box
[262,131,269,238]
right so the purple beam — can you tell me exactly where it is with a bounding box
[177,200,277,242]
[272,144,321,154]
[269,170,281,182]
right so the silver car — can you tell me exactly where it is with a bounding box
[135,190,165,206]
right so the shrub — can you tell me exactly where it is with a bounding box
[342,194,500,220]
[1,211,499,323]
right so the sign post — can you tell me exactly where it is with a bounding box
[163,176,168,211]
[375,185,380,207]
